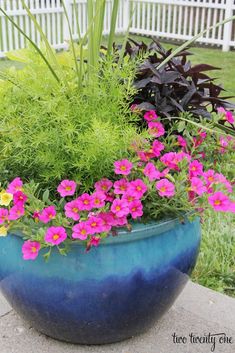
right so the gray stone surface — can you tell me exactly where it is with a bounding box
[0,281,235,353]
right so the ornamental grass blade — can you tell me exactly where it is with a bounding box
[61,0,80,84]
[157,15,235,70]
[20,0,61,74]
[0,7,60,83]
[107,0,120,56]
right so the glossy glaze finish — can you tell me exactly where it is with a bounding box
[0,217,201,344]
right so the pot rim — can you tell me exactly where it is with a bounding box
[10,213,198,247]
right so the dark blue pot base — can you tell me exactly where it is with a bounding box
[0,218,201,344]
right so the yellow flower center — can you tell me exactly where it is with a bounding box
[65,186,72,191]
[83,200,89,205]
[72,207,78,213]
[120,165,127,171]
[160,187,166,192]
[214,200,221,206]
[31,246,37,253]
[53,234,59,240]
[115,206,121,211]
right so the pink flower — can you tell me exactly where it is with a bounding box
[152,140,165,157]
[111,213,128,226]
[91,192,106,209]
[64,200,80,221]
[22,240,40,260]
[8,205,25,220]
[137,150,155,162]
[203,170,216,186]
[32,211,40,222]
[189,160,203,177]
[0,208,8,224]
[39,206,56,223]
[225,111,234,124]
[13,191,28,206]
[129,200,143,219]
[99,212,114,232]
[190,177,207,196]
[77,193,92,211]
[7,177,23,194]
[214,173,232,193]
[72,222,91,240]
[143,162,161,181]
[128,179,148,198]
[94,178,113,193]
[217,107,234,124]
[122,192,138,204]
[113,179,129,194]
[161,152,190,170]
[156,179,175,198]
[177,135,187,148]
[87,216,104,234]
[111,199,129,218]
[148,121,165,137]
[114,159,133,175]
[57,179,76,197]
[45,226,67,245]
[208,192,231,212]
[144,110,158,121]
[228,202,235,213]
[90,236,101,247]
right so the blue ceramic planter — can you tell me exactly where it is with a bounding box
[0,217,201,344]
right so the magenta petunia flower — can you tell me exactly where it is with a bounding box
[94,178,113,193]
[57,179,76,197]
[90,236,101,247]
[39,205,56,223]
[99,212,114,232]
[208,192,231,212]
[122,192,138,204]
[0,208,8,224]
[152,140,165,157]
[13,191,28,206]
[72,222,91,240]
[156,179,175,198]
[189,160,203,177]
[64,200,80,221]
[144,110,158,122]
[215,173,232,193]
[129,200,143,219]
[128,179,148,198]
[91,192,106,209]
[190,177,207,196]
[111,213,128,226]
[22,240,40,261]
[8,205,25,220]
[77,193,93,211]
[114,159,133,175]
[148,121,165,137]
[161,152,190,170]
[87,216,104,234]
[111,199,129,218]
[113,179,129,195]
[177,135,187,148]
[7,177,23,194]
[203,169,216,186]
[45,226,67,245]
[143,162,161,181]
[217,107,234,124]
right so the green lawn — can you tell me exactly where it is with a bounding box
[0,36,234,297]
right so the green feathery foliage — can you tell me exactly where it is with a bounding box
[0,48,143,192]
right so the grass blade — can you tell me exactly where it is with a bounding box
[0,7,60,83]
[157,15,235,70]
[107,0,120,56]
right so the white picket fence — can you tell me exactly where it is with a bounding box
[0,0,235,58]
